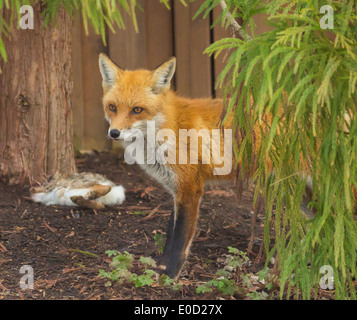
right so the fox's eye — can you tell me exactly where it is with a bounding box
[132,106,143,114]
[109,104,117,112]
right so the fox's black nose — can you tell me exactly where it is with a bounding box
[110,129,120,139]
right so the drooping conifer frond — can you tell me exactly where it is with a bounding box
[200,0,357,299]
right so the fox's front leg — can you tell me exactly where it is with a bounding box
[160,182,204,279]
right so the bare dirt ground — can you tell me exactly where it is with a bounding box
[0,151,335,300]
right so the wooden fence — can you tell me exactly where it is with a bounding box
[71,1,270,151]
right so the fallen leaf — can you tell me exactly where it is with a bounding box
[43,219,56,233]
[141,186,157,199]
[65,231,75,238]
[205,190,234,197]
[0,242,7,253]
[62,267,81,274]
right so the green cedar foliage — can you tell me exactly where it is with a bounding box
[200,0,357,299]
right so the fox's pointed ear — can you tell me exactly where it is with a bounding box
[99,53,122,89]
[152,57,176,94]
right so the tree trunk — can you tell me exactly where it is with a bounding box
[0,4,76,185]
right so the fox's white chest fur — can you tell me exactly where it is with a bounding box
[139,162,176,193]
[121,138,176,193]
[120,115,177,193]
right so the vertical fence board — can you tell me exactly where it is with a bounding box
[109,1,173,69]
[212,7,232,98]
[108,0,146,69]
[80,25,111,151]
[173,0,212,98]
[144,0,174,69]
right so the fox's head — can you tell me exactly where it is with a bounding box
[98,54,176,141]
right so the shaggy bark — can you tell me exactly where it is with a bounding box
[0,4,76,185]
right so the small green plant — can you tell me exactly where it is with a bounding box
[257,267,278,291]
[153,232,165,254]
[196,247,247,296]
[98,250,181,291]
[196,247,275,299]
[158,274,183,291]
[129,256,158,288]
[246,291,269,300]
[130,269,156,288]
[98,250,134,285]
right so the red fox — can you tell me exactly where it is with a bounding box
[98,53,331,279]
[98,53,247,278]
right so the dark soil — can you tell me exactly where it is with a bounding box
[0,151,267,300]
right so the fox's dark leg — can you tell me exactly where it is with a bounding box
[160,182,204,279]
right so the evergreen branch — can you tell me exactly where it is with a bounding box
[219,0,251,40]
[206,0,357,300]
